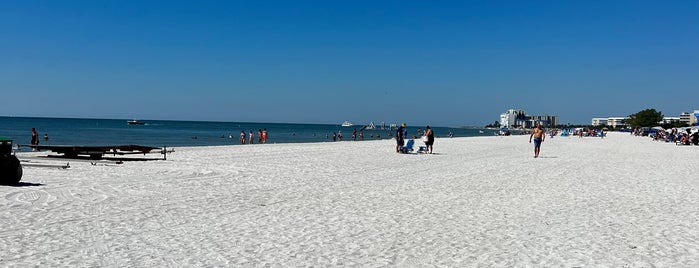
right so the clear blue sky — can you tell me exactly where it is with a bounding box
[1,1,697,126]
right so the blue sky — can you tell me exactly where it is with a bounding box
[1,1,697,126]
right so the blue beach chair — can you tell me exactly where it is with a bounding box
[400,139,415,154]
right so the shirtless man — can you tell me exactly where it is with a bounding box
[529,123,545,158]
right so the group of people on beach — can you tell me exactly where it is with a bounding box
[648,127,699,145]
[237,129,268,144]
[329,129,366,142]
[331,131,343,142]
[395,123,434,154]
[396,123,546,158]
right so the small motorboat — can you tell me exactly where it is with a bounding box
[127,120,145,125]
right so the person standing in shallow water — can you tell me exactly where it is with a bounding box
[529,123,545,158]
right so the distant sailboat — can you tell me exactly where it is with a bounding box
[364,122,376,130]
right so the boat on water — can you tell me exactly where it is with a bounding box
[341,121,354,127]
[127,120,145,125]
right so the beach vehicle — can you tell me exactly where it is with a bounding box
[127,119,145,125]
[27,144,166,160]
[0,137,22,185]
[341,121,354,127]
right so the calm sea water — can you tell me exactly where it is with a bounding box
[1,117,492,150]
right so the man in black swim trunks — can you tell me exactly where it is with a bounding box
[396,123,406,153]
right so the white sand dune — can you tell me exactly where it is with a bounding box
[2,132,699,267]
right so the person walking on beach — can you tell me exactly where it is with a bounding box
[262,128,268,143]
[248,130,254,144]
[30,128,39,150]
[240,131,246,144]
[424,125,434,154]
[529,123,545,158]
[258,129,263,143]
[396,123,406,153]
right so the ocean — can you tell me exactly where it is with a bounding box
[1,117,492,150]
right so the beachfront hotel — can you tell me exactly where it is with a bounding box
[591,117,628,128]
[592,110,699,128]
[499,109,558,128]
[680,110,699,125]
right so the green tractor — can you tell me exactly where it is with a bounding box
[0,137,22,185]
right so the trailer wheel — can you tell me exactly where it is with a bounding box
[0,155,22,185]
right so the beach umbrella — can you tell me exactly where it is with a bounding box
[652,126,664,130]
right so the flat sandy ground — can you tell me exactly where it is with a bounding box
[2,132,698,267]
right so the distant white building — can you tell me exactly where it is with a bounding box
[680,110,699,126]
[591,118,608,126]
[591,117,628,128]
[661,117,681,124]
[594,110,698,128]
[526,115,558,128]
[680,112,692,124]
[500,109,558,128]
[499,109,526,128]
[607,117,628,128]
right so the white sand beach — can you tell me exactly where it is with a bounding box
[2,132,699,267]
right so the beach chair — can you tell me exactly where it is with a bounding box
[400,139,415,154]
[417,146,428,153]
